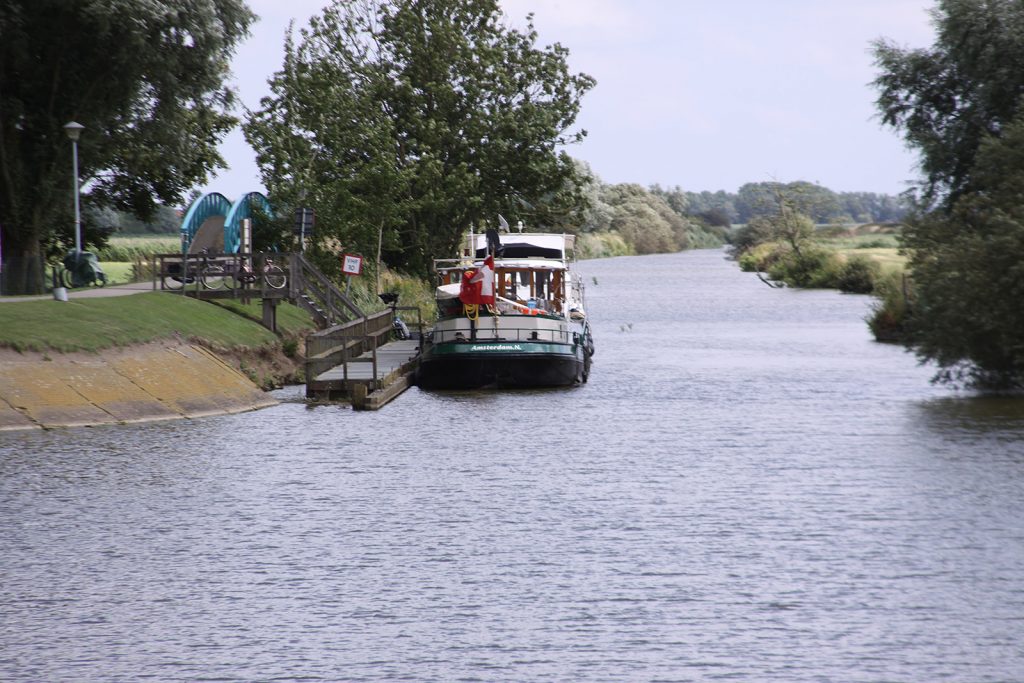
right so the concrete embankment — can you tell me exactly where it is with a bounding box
[0,341,277,431]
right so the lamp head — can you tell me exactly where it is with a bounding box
[63,121,85,142]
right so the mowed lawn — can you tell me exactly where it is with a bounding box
[0,293,314,353]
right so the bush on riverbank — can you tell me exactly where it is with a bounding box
[738,241,883,292]
[867,271,913,343]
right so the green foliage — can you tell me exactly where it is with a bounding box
[378,268,438,327]
[576,232,633,259]
[896,111,1024,388]
[244,0,594,277]
[873,2,1024,387]
[736,181,842,224]
[575,169,726,254]
[873,0,1024,208]
[867,270,912,344]
[91,205,182,235]
[736,244,774,273]
[765,246,843,289]
[0,0,254,294]
[835,255,882,294]
[94,237,181,262]
[728,186,816,261]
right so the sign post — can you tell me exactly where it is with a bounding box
[294,207,315,251]
[341,253,363,296]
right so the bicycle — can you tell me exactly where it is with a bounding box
[236,255,287,290]
[199,250,233,290]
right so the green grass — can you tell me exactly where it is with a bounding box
[824,234,900,250]
[837,246,906,274]
[814,231,906,275]
[0,292,313,353]
[99,262,135,285]
[211,299,317,337]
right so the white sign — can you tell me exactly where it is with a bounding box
[342,253,363,275]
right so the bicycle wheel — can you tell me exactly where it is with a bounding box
[200,263,227,290]
[61,267,74,289]
[263,264,287,290]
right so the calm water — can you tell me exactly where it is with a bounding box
[3,249,1024,682]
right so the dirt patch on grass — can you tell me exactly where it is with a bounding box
[199,337,305,390]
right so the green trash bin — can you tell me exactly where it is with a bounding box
[62,250,106,288]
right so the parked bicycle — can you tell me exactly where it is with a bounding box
[234,255,287,290]
[162,256,196,290]
[195,252,288,291]
[198,250,233,290]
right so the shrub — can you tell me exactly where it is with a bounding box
[766,246,843,288]
[835,255,881,294]
[867,270,912,342]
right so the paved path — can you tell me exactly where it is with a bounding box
[0,281,155,303]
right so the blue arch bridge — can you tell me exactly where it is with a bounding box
[179,191,273,255]
[163,192,422,410]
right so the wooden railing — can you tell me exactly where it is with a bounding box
[304,305,423,384]
[154,251,292,300]
[288,253,363,327]
[154,252,365,329]
[305,310,395,380]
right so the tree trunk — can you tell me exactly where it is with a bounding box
[0,229,46,295]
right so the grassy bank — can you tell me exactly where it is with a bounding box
[0,293,316,388]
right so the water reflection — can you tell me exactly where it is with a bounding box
[912,396,1024,448]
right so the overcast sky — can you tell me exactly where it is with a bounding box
[200,0,937,201]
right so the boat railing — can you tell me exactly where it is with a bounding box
[430,325,573,345]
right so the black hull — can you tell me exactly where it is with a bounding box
[416,350,587,390]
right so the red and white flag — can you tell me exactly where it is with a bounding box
[459,255,495,305]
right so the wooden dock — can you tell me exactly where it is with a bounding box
[154,252,423,410]
[308,338,420,410]
[304,309,423,410]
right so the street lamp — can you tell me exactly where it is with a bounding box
[63,121,85,257]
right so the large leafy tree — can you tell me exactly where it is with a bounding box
[901,112,1024,388]
[244,0,595,278]
[873,0,1024,209]
[0,0,254,294]
[873,0,1024,387]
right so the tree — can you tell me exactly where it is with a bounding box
[244,0,595,278]
[872,0,1024,209]
[901,111,1024,388]
[873,0,1024,387]
[0,0,254,294]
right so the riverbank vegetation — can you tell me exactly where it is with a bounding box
[870,0,1024,389]
[725,179,904,294]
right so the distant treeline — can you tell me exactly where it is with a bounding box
[572,167,907,257]
[648,180,908,227]
[89,204,182,235]
[90,178,907,254]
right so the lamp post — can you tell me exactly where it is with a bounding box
[63,121,85,257]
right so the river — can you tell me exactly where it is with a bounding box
[3,249,1023,682]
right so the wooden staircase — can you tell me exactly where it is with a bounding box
[287,253,364,328]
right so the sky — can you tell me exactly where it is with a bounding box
[200,0,937,201]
